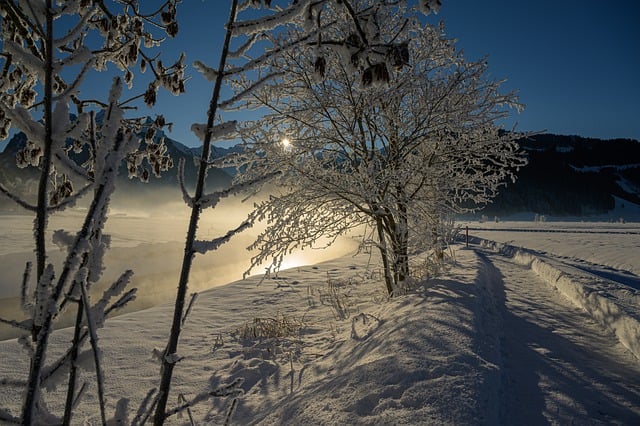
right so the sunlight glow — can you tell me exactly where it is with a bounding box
[281,137,291,148]
[278,254,305,271]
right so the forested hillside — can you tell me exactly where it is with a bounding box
[479,134,640,217]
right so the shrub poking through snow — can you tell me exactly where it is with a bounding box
[316,275,357,320]
[237,313,305,340]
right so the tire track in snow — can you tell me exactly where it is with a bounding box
[478,249,640,425]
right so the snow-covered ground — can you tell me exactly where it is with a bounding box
[460,220,640,277]
[1,213,640,424]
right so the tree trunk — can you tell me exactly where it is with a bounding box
[393,199,409,287]
[375,217,395,295]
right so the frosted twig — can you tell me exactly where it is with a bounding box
[21,261,33,314]
[40,329,87,386]
[154,1,240,419]
[164,391,209,420]
[198,170,280,210]
[53,59,95,102]
[105,289,137,316]
[54,148,92,181]
[91,270,134,328]
[0,183,36,211]
[33,264,55,333]
[224,397,239,426]
[210,377,245,426]
[223,19,333,77]
[23,0,45,35]
[27,84,133,421]
[177,394,195,425]
[165,379,244,422]
[64,289,85,425]
[0,317,31,331]
[193,60,218,82]
[190,120,237,142]
[1,0,44,38]
[231,0,308,36]
[78,279,107,425]
[138,390,162,425]
[53,46,92,73]
[211,377,245,398]
[48,183,93,213]
[206,150,243,169]
[219,72,283,110]
[228,34,257,59]
[193,220,252,255]
[54,6,97,48]
[1,103,45,143]
[177,158,194,208]
[2,39,45,80]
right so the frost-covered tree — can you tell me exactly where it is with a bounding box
[0,1,181,423]
[155,0,443,423]
[232,5,527,295]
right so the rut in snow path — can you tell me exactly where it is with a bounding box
[477,248,640,425]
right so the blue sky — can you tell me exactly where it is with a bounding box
[160,0,640,147]
[2,0,639,150]
[436,0,640,142]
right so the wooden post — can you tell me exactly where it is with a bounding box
[466,226,469,247]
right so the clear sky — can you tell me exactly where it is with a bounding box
[436,0,640,142]
[2,0,639,151]
[158,0,640,147]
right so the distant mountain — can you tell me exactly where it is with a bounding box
[3,128,639,218]
[0,120,235,211]
[478,134,640,217]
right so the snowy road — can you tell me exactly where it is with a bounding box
[479,248,640,424]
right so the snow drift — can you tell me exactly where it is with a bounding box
[479,238,640,360]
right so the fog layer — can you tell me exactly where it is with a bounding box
[0,190,360,340]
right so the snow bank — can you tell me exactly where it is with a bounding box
[212,248,503,424]
[479,239,640,360]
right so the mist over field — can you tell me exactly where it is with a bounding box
[0,190,360,340]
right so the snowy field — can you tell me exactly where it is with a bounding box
[459,197,640,282]
[1,210,640,424]
[460,220,640,279]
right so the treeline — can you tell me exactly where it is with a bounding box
[478,134,640,216]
